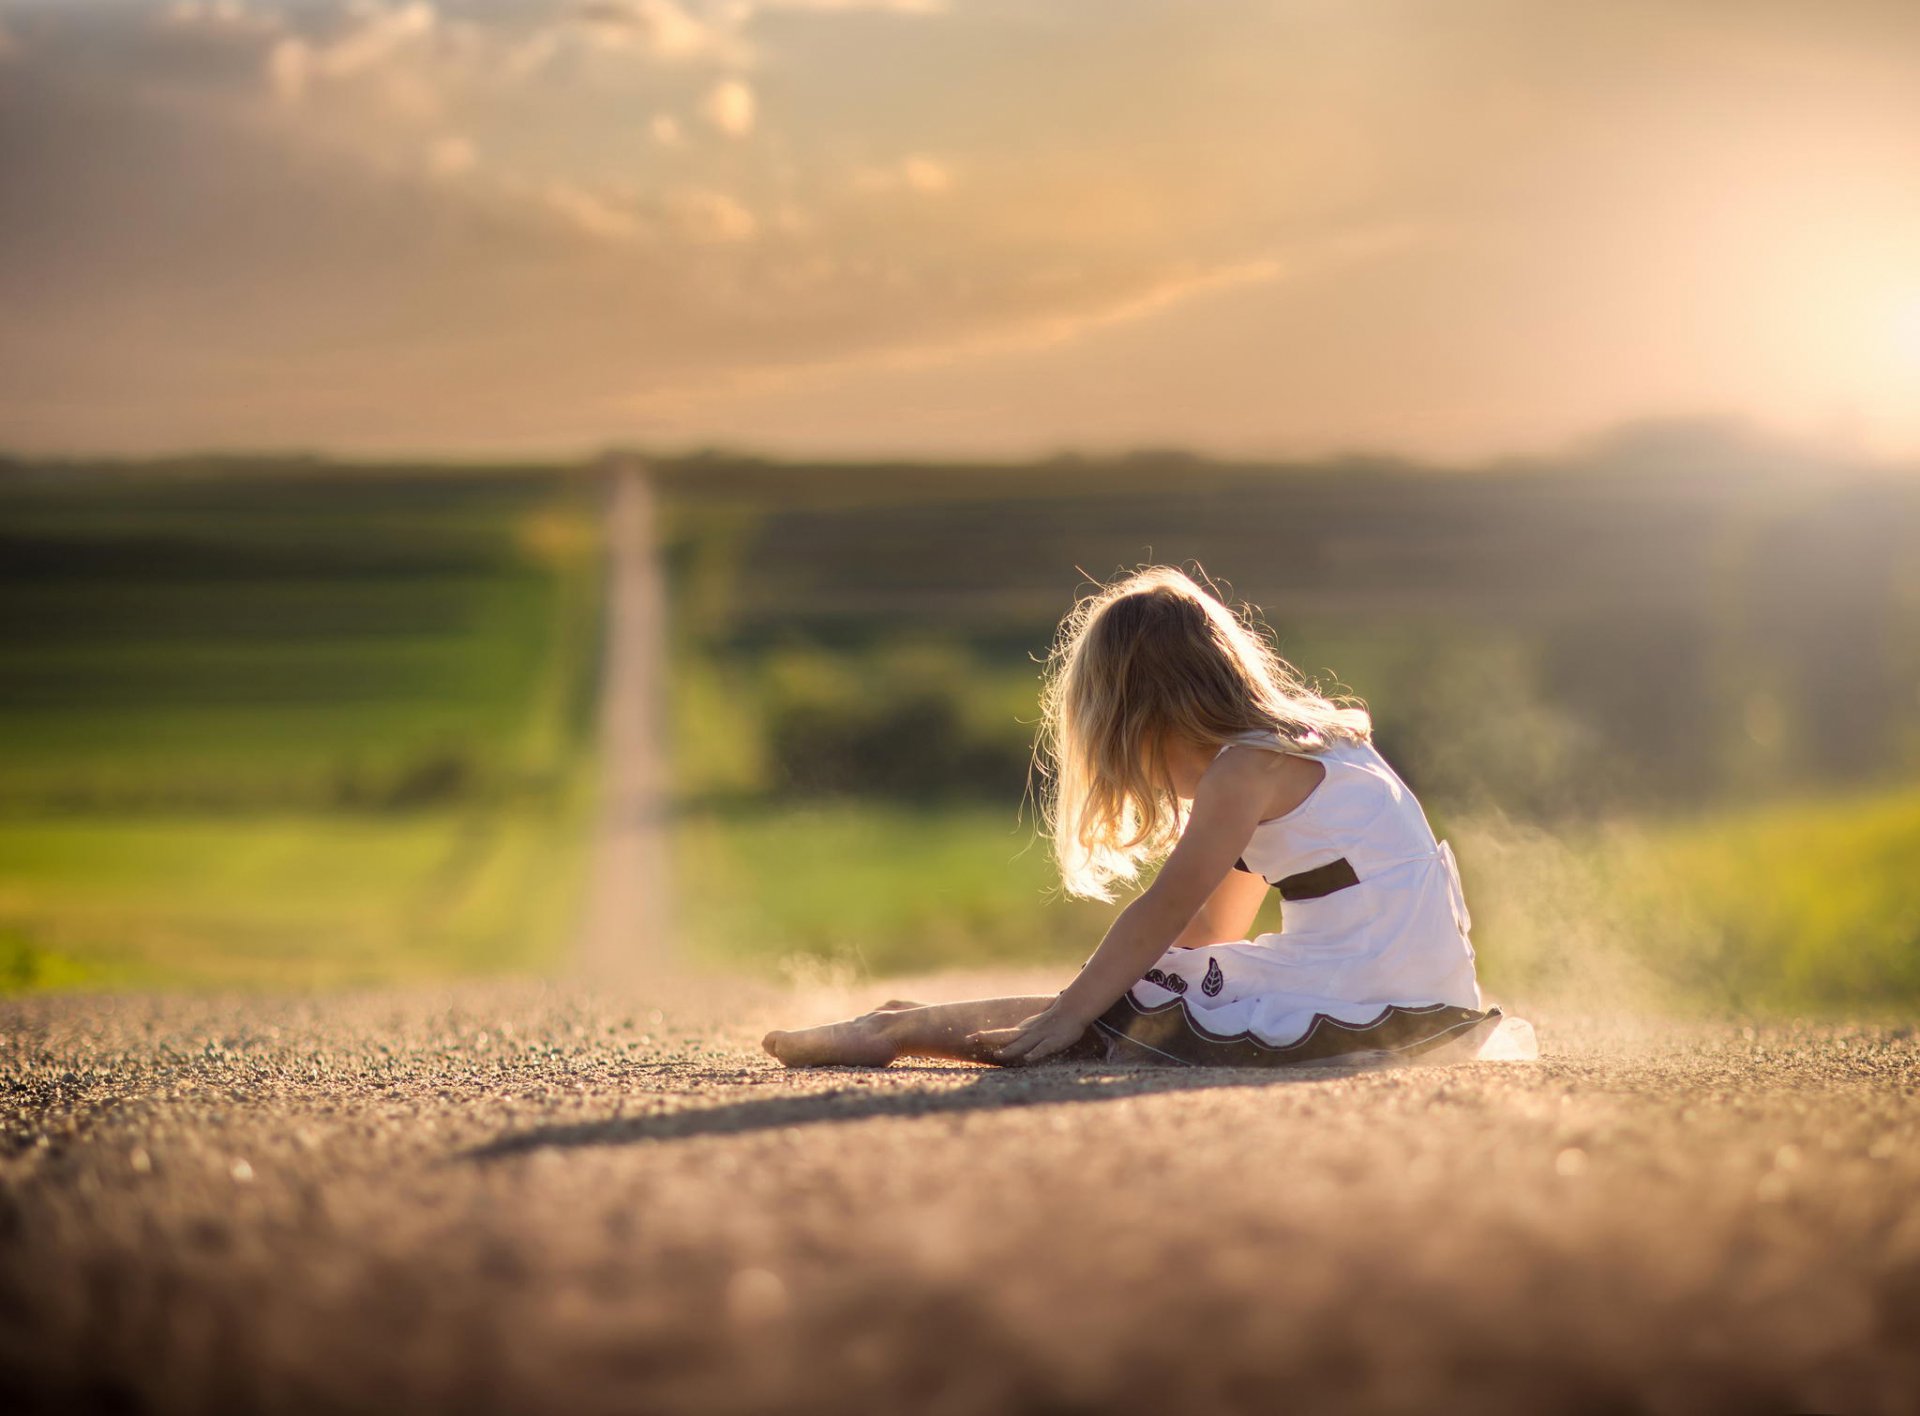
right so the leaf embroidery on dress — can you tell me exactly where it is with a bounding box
[1142,967,1187,995]
[1201,958,1225,997]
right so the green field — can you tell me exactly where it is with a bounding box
[0,462,604,990]
[0,810,587,990]
[671,803,1135,977]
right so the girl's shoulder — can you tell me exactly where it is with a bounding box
[1210,731,1334,824]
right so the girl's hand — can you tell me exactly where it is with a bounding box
[968,1002,1093,1065]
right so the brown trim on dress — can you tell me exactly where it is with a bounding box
[1232,855,1362,901]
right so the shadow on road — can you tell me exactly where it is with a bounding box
[462,1061,1368,1161]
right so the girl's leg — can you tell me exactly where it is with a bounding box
[764,996,1073,1068]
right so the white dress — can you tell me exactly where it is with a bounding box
[1085,730,1518,1066]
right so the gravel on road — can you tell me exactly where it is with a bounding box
[4,971,1918,1415]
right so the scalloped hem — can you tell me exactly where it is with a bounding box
[1089,994,1503,1068]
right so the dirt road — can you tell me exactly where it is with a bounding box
[3,972,1916,1415]
[576,456,672,983]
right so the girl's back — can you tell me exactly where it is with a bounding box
[1214,730,1481,1016]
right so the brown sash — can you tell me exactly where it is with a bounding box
[1233,855,1360,901]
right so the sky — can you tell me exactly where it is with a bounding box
[2,0,1919,463]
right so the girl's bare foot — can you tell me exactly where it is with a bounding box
[762,1016,898,1068]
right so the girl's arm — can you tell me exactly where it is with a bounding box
[1169,864,1270,950]
[973,748,1280,1063]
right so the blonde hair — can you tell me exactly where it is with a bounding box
[1033,565,1371,901]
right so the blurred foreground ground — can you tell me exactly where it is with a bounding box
[4,970,1918,1415]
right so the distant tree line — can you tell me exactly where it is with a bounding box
[656,432,1920,819]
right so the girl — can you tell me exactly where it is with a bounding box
[763,565,1521,1069]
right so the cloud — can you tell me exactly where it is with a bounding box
[425,133,477,177]
[622,253,1292,419]
[266,2,436,105]
[668,187,758,242]
[266,36,310,100]
[770,200,813,236]
[900,156,951,192]
[499,27,564,79]
[318,1,435,79]
[650,112,683,146]
[748,0,948,13]
[998,257,1288,355]
[553,0,950,69]
[159,1,284,36]
[543,180,649,241]
[853,154,953,194]
[700,77,755,135]
[571,0,744,64]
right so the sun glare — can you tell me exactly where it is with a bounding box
[1893,289,1920,366]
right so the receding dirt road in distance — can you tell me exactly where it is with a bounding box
[4,973,1917,1415]
[576,455,673,984]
